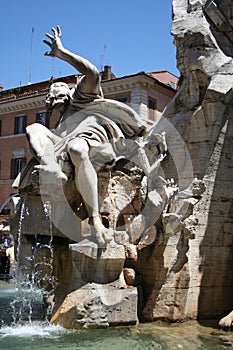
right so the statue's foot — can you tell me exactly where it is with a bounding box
[34,163,68,182]
[219,311,233,329]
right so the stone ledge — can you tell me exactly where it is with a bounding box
[70,239,126,284]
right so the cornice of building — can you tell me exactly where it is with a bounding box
[102,72,176,94]
[0,95,46,114]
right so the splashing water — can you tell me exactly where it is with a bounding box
[7,198,57,326]
[0,322,64,339]
[0,316,233,350]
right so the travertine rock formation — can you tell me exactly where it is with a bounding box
[140,0,233,322]
[50,281,138,329]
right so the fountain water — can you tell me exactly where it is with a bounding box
[0,198,56,328]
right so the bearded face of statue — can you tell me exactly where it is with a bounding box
[46,82,71,111]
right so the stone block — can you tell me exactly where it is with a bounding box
[50,281,138,329]
[70,239,126,284]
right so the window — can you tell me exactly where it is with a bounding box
[36,111,49,127]
[117,97,128,103]
[11,157,26,179]
[1,206,10,215]
[116,94,130,104]
[148,97,157,110]
[170,81,175,89]
[148,97,157,121]
[15,115,26,134]
[11,148,26,179]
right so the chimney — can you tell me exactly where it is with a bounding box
[0,84,3,92]
[102,65,114,80]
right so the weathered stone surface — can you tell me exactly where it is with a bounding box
[50,281,138,329]
[141,0,233,322]
[98,169,146,230]
[123,268,137,286]
[70,240,126,284]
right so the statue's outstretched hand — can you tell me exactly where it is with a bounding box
[43,25,63,57]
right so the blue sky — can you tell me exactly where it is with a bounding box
[1,0,178,90]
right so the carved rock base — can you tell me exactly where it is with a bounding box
[50,281,138,329]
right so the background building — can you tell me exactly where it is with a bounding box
[0,66,178,208]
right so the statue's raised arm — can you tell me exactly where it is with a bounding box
[43,25,101,96]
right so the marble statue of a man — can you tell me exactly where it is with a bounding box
[22,26,146,246]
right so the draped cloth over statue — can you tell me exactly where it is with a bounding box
[54,98,146,163]
[14,97,146,189]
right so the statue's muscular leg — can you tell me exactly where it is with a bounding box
[26,123,67,181]
[67,138,107,246]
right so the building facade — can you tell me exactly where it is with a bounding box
[0,66,178,208]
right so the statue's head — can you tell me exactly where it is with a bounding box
[46,82,71,112]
